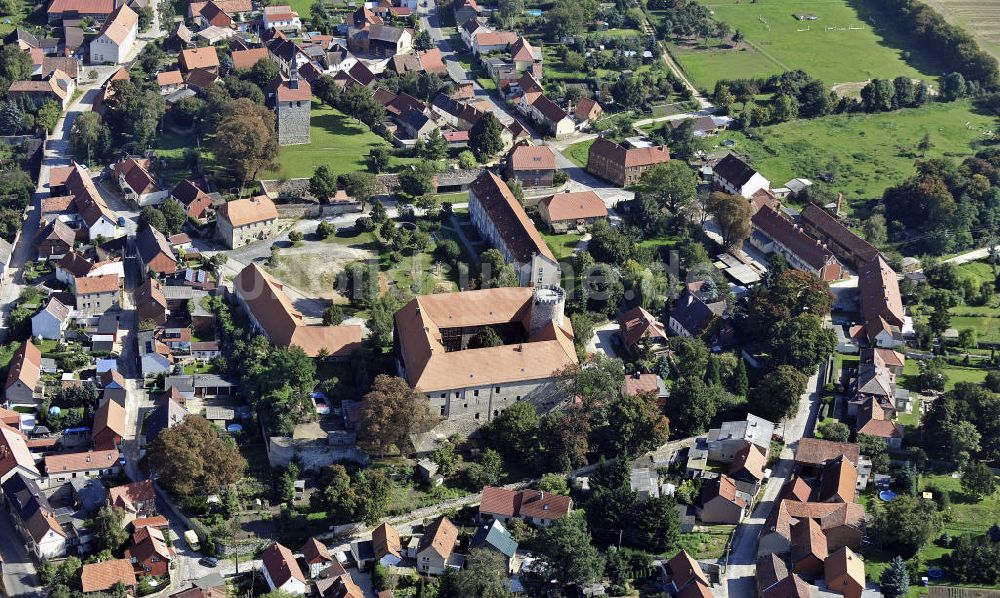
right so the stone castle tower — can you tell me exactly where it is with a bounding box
[528,285,565,337]
[275,70,311,146]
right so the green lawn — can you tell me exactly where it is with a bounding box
[541,231,583,261]
[0,0,31,36]
[272,102,411,180]
[671,0,942,90]
[564,139,595,167]
[715,99,996,205]
[898,358,988,392]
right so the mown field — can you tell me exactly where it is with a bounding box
[713,99,997,206]
[272,102,415,180]
[668,0,942,90]
[922,0,1000,61]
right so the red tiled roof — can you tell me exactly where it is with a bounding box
[109,480,156,510]
[752,205,842,273]
[45,449,119,474]
[81,559,136,593]
[539,190,608,223]
[262,542,306,587]
[508,144,556,171]
[617,305,666,348]
[48,0,115,16]
[588,137,671,168]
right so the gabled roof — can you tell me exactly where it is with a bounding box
[136,224,176,268]
[81,559,136,593]
[231,47,270,70]
[417,48,446,73]
[817,456,857,504]
[588,136,670,169]
[48,0,115,16]
[508,144,555,171]
[368,23,405,43]
[417,516,458,560]
[171,180,214,218]
[509,37,539,61]
[38,296,72,324]
[761,574,810,598]
[96,4,138,45]
[234,264,363,357]
[531,93,568,124]
[45,449,120,474]
[790,517,827,565]
[538,190,607,223]
[795,438,860,467]
[180,47,220,71]
[0,426,40,479]
[469,171,556,263]
[37,218,76,248]
[108,480,156,511]
[856,397,903,439]
[127,525,172,563]
[617,305,666,348]
[59,251,95,277]
[859,255,904,327]
[752,205,841,272]
[144,396,188,443]
[714,154,759,188]
[75,273,120,294]
[666,549,709,589]
[470,519,517,558]
[801,203,879,263]
[703,474,746,507]
[93,398,126,440]
[729,443,767,481]
[157,70,183,86]
[824,546,865,594]
[756,554,789,594]
[575,97,601,120]
[261,542,307,587]
[301,537,333,564]
[5,340,41,392]
[371,523,401,561]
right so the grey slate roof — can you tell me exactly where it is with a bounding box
[470,519,517,559]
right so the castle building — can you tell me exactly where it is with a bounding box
[393,286,578,435]
[467,172,561,287]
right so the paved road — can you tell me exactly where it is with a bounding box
[944,244,1000,265]
[0,504,45,598]
[721,364,824,597]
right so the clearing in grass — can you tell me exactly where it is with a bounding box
[672,0,943,90]
[713,99,995,208]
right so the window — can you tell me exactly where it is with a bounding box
[454,392,460,398]
[475,413,480,420]
[473,390,479,397]
[439,406,445,416]
[463,403,467,409]
[440,393,446,399]
[516,396,521,401]
[495,387,501,393]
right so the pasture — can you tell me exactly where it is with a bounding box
[714,99,997,206]
[671,0,942,90]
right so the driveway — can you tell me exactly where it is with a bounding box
[585,321,620,358]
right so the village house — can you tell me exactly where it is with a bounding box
[504,143,556,188]
[617,305,667,355]
[136,225,178,276]
[790,518,827,577]
[81,559,137,594]
[623,371,669,406]
[713,154,771,199]
[261,542,308,594]
[5,340,41,407]
[135,277,168,326]
[301,537,335,577]
[699,474,749,524]
[66,163,121,240]
[537,190,608,233]
[7,72,74,109]
[470,520,517,572]
[0,425,39,483]
[372,522,402,567]
[74,274,121,315]
[125,526,173,577]
[668,280,728,339]
[234,263,363,358]
[47,0,115,23]
[112,157,166,205]
[32,296,73,340]
[92,399,125,450]
[393,287,577,434]
[170,180,215,220]
[156,70,185,94]
[663,550,712,597]
[1,473,67,559]
[216,196,279,249]
[89,4,138,64]
[586,136,670,187]
[231,47,271,71]
[750,205,844,282]
[575,97,603,123]
[144,396,188,444]
[44,449,121,486]
[35,218,76,259]
[479,486,573,526]
[98,369,127,406]
[454,0,480,30]
[416,516,460,576]
[468,172,561,287]
[349,24,412,57]
[197,1,233,29]
[263,5,302,31]
[825,547,865,598]
[179,47,220,75]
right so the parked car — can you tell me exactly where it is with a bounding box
[200,557,219,567]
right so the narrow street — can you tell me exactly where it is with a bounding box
[722,364,824,597]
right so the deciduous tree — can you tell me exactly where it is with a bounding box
[213,99,279,188]
[707,192,751,250]
[147,415,247,496]
[358,375,435,455]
